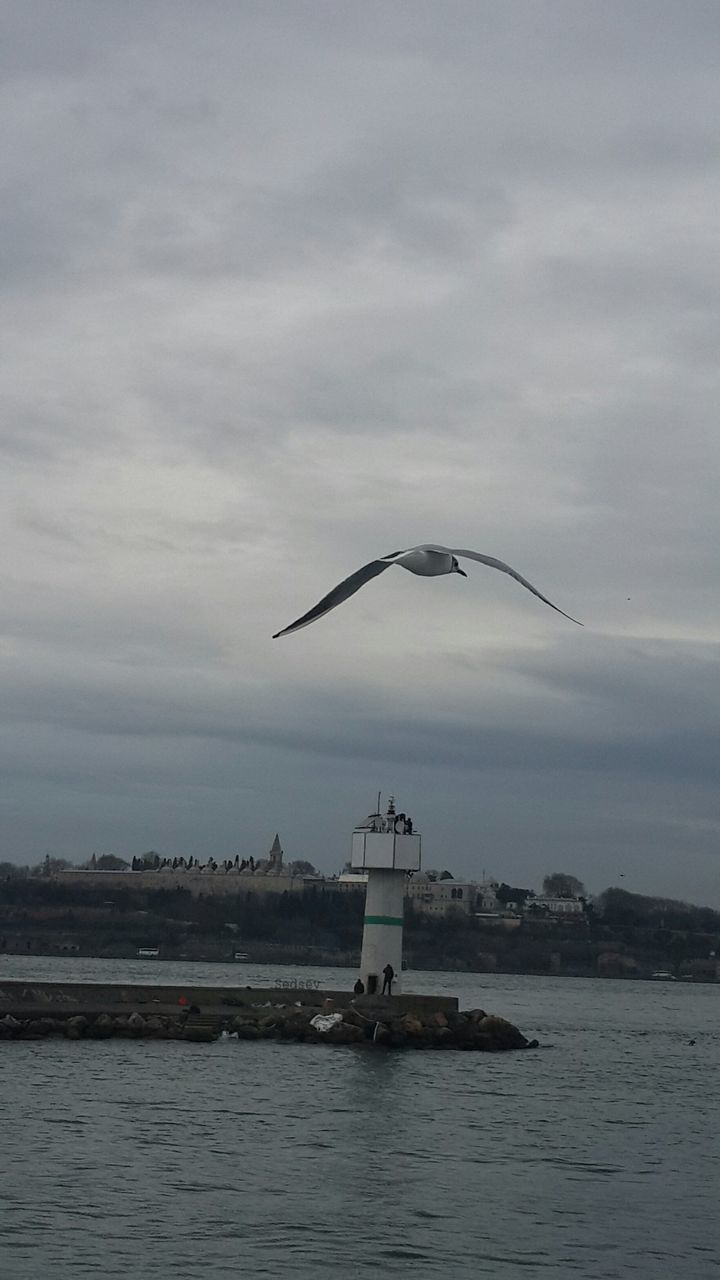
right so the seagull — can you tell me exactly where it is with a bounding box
[273,544,582,637]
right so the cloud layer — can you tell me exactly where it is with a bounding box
[3,2,720,902]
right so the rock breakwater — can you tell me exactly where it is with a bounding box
[0,992,537,1051]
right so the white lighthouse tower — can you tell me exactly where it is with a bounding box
[351,796,421,996]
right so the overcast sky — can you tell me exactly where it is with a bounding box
[3,1,720,903]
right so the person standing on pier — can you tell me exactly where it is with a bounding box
[382,964,395,996]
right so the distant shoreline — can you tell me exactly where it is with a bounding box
[2,949,717,984]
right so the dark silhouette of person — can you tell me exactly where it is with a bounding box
[404,817,413,834]
[353,978,365,995]
[382,964,395,995]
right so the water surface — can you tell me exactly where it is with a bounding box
[1,958,718,1278]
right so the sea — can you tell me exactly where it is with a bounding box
[1,956,718,1279]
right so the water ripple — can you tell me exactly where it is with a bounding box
[1,963,719,1278]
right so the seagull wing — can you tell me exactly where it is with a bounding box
[452,550,583,625]
[272,557,398,637]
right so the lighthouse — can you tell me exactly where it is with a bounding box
[351,796,421,996]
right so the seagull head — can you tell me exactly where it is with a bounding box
[451,556,467,577]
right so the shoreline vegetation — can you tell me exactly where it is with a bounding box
[1,873,719,983]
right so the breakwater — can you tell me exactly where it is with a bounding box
[0,980,537,1050]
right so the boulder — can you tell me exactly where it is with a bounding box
[369,1021,390,1044]
[231,1014,253,1033]
[236,1023,260,1039]
[466,1008,489,1023]
[65,1015,88,1039]
[182,1026,217,1043]
[448,1021,484,1049]
[475,1015,528,1050]
[38,1017,63,1035]
[145,1015,167,1035]
[0,1014,23,1036]
[127,1012,147,1034]
[399,1013,424,1036]
[89,1014,114,1039]
[327,1023,364,1045]
[425,1026,452,1048]
[386,1029,409,1049]
[24,1019,52,1038]
[428,1010,448,1028]
[279,1015,312,1040]
[340,1008,366,1029]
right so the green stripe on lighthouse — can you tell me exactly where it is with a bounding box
[363,914,404,927]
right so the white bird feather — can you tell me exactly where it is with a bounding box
[273,543,582,637]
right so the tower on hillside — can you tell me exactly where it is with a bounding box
[351,796,421,995]
[267,833,284,874]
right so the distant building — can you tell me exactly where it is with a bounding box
[476,879,500,912]
[526,896,585,916]
[54,833,314,898]
[407,874,476,916]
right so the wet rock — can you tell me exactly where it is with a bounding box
[425,1026,452,1048]
[386,1029,409,1048]
[65,1015,88,1039]
[445,1021,483,1049]
[38,1017,63,1035]
[88,1014,114,1039]
[475,1015,528,1050]
[182,1026,217,1043]
[369,1021,390,1044]
[279,1015,312,1040]
[24,1019,52,1038]
[342,1008,370,1030]
[446,1011,467,1032]
[0,1014,23,1037]
[236,1023,260,1040]
[0,992,533,1053]
[399,1013,424,1036]
[327,1023,364,1045]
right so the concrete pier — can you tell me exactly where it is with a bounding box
[0,979,537,1051]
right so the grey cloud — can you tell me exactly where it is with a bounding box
[3,2,720,903]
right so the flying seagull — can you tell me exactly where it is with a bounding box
[273,544,582,637]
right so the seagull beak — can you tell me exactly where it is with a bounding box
[455,567,467,577]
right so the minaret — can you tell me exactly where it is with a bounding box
[351,796,421,996]
[267,833,283,874]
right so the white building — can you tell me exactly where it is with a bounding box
[526,896,585,916]
[476,879,500,912]
[407,874,475,916]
